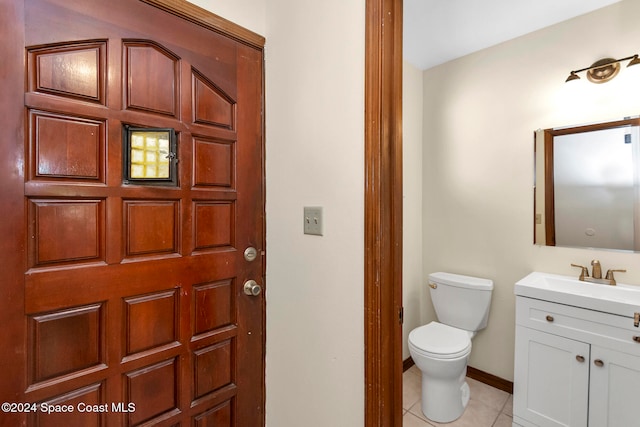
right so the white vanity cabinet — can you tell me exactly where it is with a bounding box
[513,296,640,427]
[588,345,640,426]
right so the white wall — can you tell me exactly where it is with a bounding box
[403,60,424,359]
[264,1,365,426]
[187,1,365,426]
[418,0,640,381]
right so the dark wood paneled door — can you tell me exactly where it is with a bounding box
[0,0,265,426]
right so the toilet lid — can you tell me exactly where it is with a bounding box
[409,322,471,359]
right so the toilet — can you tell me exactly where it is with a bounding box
[408,272,493,423]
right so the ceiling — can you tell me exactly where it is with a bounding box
[403,0,624,70]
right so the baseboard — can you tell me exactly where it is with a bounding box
[402,356,415,373]
[403,357,513,394]
[466,366,513,394]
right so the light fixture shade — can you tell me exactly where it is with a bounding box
[628,55,640,67]
[565,72,580,83]
[586,58,620,83]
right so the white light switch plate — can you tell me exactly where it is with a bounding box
[303,206,323,236]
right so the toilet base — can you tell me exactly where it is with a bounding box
[420,369,470,423]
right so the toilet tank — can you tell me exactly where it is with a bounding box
[428,272,494,332]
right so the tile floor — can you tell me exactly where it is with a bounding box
[403,366,513,427]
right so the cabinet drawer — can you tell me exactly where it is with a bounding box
[516,296,640,356]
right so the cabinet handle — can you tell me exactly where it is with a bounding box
[594,359,604,367]
[545,315,554,322]
[633,336,640,343]
[575,355,585,363]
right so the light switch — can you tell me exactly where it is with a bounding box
[303,206,323,236]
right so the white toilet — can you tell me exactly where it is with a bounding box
[408,272,493,423]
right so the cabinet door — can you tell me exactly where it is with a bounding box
[588,346,640,427]
[514,326,590,427]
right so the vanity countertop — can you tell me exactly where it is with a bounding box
[515,271,640,318]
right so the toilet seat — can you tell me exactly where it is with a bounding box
[409,322,471,359]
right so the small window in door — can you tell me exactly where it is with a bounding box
[123,125,177,186]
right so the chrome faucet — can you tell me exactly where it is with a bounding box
[571,260,626,286]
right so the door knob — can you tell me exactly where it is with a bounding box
[243,279,262,296]
[594,359,604,367]
[576,355,585,363]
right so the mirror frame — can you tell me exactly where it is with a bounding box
[538,116,640,247]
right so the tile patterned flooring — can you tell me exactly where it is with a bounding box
[403,366,513,427]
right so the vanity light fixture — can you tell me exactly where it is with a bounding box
[565,54,640,83]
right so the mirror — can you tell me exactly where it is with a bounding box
[534,116,640,251]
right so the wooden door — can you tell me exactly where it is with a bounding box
[0,0,265,426]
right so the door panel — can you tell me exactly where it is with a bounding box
[0,0,264,426]
[589,346,640,427]
[513,326,590,427]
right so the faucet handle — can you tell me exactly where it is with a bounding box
[605,269,626,285]
[571,264,590,281]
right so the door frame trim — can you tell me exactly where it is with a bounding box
[0,1,28,420]
[141,0,265,48]
[364,0,403,425]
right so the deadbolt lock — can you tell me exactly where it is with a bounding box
[244,247,258,262]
